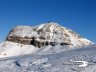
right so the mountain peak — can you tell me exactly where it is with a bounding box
[43,22,61,26]
[37,22,61,30]
[6,22,93,48]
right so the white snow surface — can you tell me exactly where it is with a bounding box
[0,41,76,58]
[0,44,96,72]
[0,41,39,58]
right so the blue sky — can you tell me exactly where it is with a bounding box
[0,0,96,43]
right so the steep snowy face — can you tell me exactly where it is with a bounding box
[7,22,93,48]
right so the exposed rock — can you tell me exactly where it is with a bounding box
[60,42,72,46]
[50,42,58,46]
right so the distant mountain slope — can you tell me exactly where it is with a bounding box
[0,44,96,72]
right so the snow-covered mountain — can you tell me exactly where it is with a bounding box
[7,22,93,48]
[0,22,93,58]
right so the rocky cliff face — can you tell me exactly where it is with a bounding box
[6,22,93,48]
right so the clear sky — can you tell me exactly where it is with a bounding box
[0,0,96,43]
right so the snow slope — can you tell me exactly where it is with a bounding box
[0,41,39,58]
[0,44,96,72]
[0,41,79,58]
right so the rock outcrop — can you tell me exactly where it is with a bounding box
[6,22,93,48]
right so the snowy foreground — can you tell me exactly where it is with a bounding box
[0,44,96,72]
